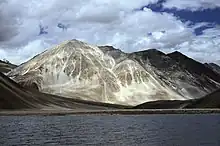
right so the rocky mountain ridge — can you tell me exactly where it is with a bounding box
[6,39,220,106]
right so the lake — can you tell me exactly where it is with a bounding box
[0,114,220,146]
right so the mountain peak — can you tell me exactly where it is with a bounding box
[133,48,165,54]
[168,50,220,85]
[7,40,188,105]
[60,39,88,47]
[168,51,189,60]
[6,39,220,106]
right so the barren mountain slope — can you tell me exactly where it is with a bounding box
[8,40,186,106]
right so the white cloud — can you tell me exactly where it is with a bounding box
[0,0,220,66]
[173,27,220,64]
[163,0,220,10]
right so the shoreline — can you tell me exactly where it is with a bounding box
[1,109,220,116]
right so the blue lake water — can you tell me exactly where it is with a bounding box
[0,114,220,146]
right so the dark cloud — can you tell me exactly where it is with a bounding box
[0,1,18,42]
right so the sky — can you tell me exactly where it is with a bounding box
[0,0,220,65]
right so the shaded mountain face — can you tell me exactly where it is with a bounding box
[168,51,220,84]
[204,63,220,75]
[186,88,220,108]
[129,50,220,99]
[7,39,220,106]
[134,88,220,109]
[0,60,17,73]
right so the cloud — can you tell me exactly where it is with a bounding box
[0,0,220,66]
[0,1,19,42]
[163,0,220,11]
[173,27,220,64]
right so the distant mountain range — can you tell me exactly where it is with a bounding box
[1,39,220,109]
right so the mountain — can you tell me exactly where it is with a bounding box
[2,70,219,110]
[204,63,220,75]
[129,50,220,99]
[0,60,17,73]
[133,100,190,109]
[7,39,220,106]
[0,72,128,110]
[134,88,220,109]
[7,40,185,106]
[168,51,220,89]
[186,88,220,108]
